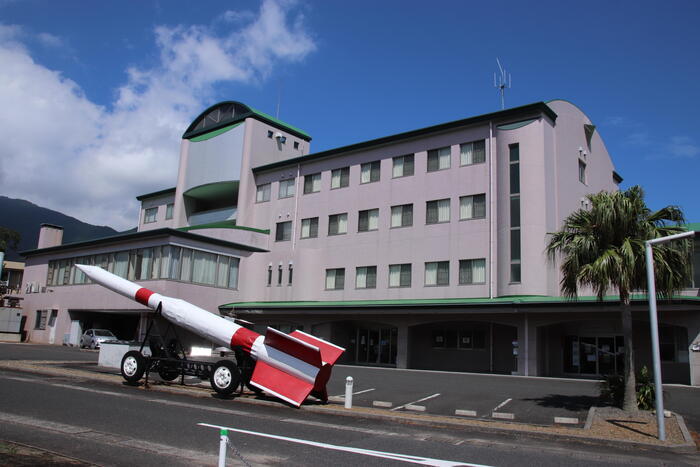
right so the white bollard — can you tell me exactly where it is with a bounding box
[218,428,228,467]
[344,376,354,409]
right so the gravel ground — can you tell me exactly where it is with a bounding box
[588,407,686,445]
[0,440,92,466]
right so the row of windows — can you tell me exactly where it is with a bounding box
[144,203,174,224]
[46,245,240,289]
[323,259,486,290]
[274,195,486,241]
[255,138,487,202]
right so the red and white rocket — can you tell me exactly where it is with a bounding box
[76,264,344,407]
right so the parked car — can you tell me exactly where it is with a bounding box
[80,329,117,349]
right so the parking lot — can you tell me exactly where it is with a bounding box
[326,365,600,426]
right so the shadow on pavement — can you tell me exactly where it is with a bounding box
[523,394,604,411]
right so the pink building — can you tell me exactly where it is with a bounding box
[20,100,700,384]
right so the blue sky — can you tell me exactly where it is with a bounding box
[1,0,698,229]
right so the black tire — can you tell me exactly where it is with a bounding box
[210,360,240,396]
[158,366,180,381]
[121,350,146,384]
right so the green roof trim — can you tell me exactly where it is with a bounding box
[249,107,311,139]
[252,102,558,173]
[183,180,239,201]
[20,227,268,257]
[222,293,700,310]
[183,101,311,142]
[189,122,242,142]
[179,220,269,234]
[684,222,700,232]
[136,187,176,201]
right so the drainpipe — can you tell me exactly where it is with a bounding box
[291,163,301,251]
[488,122,495,298]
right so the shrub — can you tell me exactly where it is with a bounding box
[599,366,660,410]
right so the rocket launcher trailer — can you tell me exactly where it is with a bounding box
[76,265,345,407]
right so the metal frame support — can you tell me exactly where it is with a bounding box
[645,230,695,441]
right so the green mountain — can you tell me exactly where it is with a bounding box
[0,196,120,261]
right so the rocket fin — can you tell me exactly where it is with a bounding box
[264,327,322,368]
[290,330,345,365]
[250,360,313,407]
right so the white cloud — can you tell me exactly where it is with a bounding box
[0,0,316,230]
[667,136,700,158]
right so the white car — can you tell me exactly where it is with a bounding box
[80,329,117,349]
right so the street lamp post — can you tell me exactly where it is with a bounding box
[644,230,695,441]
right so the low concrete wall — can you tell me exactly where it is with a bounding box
[0,332,21,343]
[98,342,151,368]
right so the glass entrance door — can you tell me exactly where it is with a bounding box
[354,325,397,365]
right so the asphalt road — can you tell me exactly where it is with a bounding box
[0,369,695,466]
[3,343,700,432]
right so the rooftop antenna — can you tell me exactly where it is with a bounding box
[276,80,283,119]
[494,58,511,110]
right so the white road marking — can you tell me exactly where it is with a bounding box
[148,399,250,416]
[332,387,376,398]
[492,398,512,412]
[391,393,440,411]
[51,384,130,398]
[198,422,493,467]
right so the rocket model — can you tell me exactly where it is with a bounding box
[76,264,344,407]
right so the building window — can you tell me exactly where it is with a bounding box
[390,204,413,228]
[275,221,292,242]
[34,310,47,330]
[331,167,350,189]
[294,141,299,150]
[300,217,319,239]
[328,213,348,236]
[277,264,283,285]
[389,263,411,287]
[355,266,377,289]
[426,199,450,224]
[579,159,587,184]
[267,265,272,286]
[425,261,449,286]
[460,140,486,165]
[256,183,271,202]
[510,143,521,283]
[325,268,345,290]
[165,203,174,220]
[459,194,486,220]
[288,263,293,285]
[358,208,379,232]
[267,130,273,138]
[303,173,322,194]
[427,146,451,172]
[392,154,414,178]
[144,207,158,224]
[360,161,380,184]
[459,259,486,285]
[278,179,295,199]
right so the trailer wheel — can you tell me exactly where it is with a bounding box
[121,351,146,384]
[158,367,180,381]
[210,360,240,396]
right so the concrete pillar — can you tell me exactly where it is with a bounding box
[37,224,63,249]
[396,323,409,369]
[688,325,700,386]
[516,314,539,376]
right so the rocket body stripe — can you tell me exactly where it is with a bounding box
[230,327,259,354]
[135,288,154,306]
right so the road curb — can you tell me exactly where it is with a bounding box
[2,360,696,453]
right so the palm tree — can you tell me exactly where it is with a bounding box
[546,186,691,412]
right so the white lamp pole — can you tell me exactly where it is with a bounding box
[644,230,695,441]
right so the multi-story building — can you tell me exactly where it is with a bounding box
[20,100,700,383]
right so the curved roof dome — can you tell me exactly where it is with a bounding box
[183,101,311,141]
